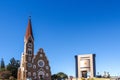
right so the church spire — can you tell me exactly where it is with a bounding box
[25,16,34,40]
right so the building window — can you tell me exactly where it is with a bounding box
[28,72,31,77]
[46,73,49,77]
[28,43,32,48]
[33,72,36,76]
[27,63,32,67]
[40,54,43,57]
[33,65,36,69]
[46,66,49,70]
[27,49,32,56]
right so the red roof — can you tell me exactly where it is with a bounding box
[25,18,34,40]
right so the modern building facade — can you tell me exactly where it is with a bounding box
[17,18,51,80]
[75,54,96,78]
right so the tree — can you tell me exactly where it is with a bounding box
[51,74,58,80]
[0,58,5,71]
[57,72,68,79]
[7,57,20,78]
[107,72,110,78]
[51,72,68,80]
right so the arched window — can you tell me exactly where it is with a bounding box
[27,49,32,56]
[28,72,31,77]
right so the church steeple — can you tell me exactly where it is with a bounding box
[25,16,34,40]
[24,16,34,54]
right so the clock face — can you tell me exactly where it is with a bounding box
[38,60,45,67]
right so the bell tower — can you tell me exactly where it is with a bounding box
[18,17,34,80]
[24,17,34,79]
[24,16,34,55]
[24,17,34,80]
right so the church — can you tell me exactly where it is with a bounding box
[17,17,51,80]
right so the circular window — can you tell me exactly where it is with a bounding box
[28,63,32,67]
[38,60,45,67]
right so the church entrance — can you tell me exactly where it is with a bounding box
[38,75,43,80]
[38,71,45,80]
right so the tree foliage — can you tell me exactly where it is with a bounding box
[103,71,110,78]
[51,72,68,80]
[51,74,58,80]
[0,58,5,71]
[7,57,20,78]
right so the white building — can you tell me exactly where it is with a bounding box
[75,54,96,78]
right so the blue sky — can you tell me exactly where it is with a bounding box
[0,0,120,76]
